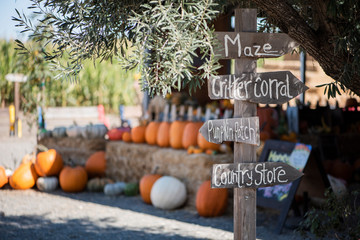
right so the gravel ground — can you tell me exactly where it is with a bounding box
[0,188,309,240]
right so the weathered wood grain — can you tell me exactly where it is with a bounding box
[233,9,257,240]
[212,162,303,188]
[199,117,260,146]
[208,71,308,104]
[215,32,298,59]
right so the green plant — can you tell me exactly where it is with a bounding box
[298,189,360,240]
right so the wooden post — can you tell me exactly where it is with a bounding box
[233,9,257,240]
[14,81,20,136]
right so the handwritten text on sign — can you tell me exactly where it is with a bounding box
[199,117,260,146]
[211,162,303,189]
[208,71,308,104]
[215,32,299,59]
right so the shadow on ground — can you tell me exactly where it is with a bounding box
[50,190,234,232]
[48,190,296,234]
[0,214,202,240]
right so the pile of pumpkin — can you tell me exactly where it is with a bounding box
[39,124,108,139]
[139,173,228,217]
[107,120,231,155]
[0,149,138,196]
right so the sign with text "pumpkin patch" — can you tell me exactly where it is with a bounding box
[199,117,260,146]
[211,162,303,189]
[208,71,308,105]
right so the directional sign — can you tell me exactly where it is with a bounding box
[212,162,303,189]
[215,32,298,59]
[5,73,28,83]
[208,71,308,104]
[199,117,260,146]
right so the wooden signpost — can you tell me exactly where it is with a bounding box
[215,32,298,59]
[199,117,260,145]
[208,71,308,104]
[212,162,303,189]
[199,8,308,240]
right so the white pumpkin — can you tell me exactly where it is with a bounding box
[104,182,126,195]
[66,125,84,138]
[52,127,67,138]
[150,176,187,210]
[36,177,58,191]
[82,124,108,139]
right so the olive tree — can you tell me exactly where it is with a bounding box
[14,0,360,97]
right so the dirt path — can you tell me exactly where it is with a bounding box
[0,189,307,240]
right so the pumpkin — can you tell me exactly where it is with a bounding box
[9,162,38,190]
[182,122,203,149]
[59,166,88,192]
[131,126,147,143]
[124,182,139,196]
[21,152,36,164]
[104,182,126,195]
[85,151,106,177]
[145,122,161,145]
[122,132,132,142]
[150,176,187,210]
[205,149,217,155]
[87,177,113,192]
[0,166,8,188]
[193,148,204,154]
[82,124,108,139]
[107,128,124,141]
[187,146,195,154]
[156,122,171,147]
[52,127,67,138]
[197,132,220,151]
[36,177,58,191]
[196,180,228,217]
[139,174,162,204]
[66,125,83,138]
[169,121,188,149]
[35,149,64,177]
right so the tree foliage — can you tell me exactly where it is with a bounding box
[13,0,360,97]
[14,0,222,97]
[0,39,138,116]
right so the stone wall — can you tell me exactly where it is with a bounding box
[106,141,233,207]
[38,137,106,166]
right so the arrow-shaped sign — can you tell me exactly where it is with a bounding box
[211,162,303,189]
[199,117,260,146]
[208,71,308,105]
[215,32,298,59]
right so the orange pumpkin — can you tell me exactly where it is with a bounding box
[35,149,63,177]
[196,180,228,217]
[0,166,8,188]
[157,122,171,147]
[145,122,161,145]
[193,148,204,154]
[122,132,132,142]
[139,174,162,204]
[169,121,188,149]
[9,162,38,190]
[85,151,106,177]
[197,132,220,151]
[182,122,203,149]
[21,152,36,164]
[59,166,88,192]
[131,126,146,143]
